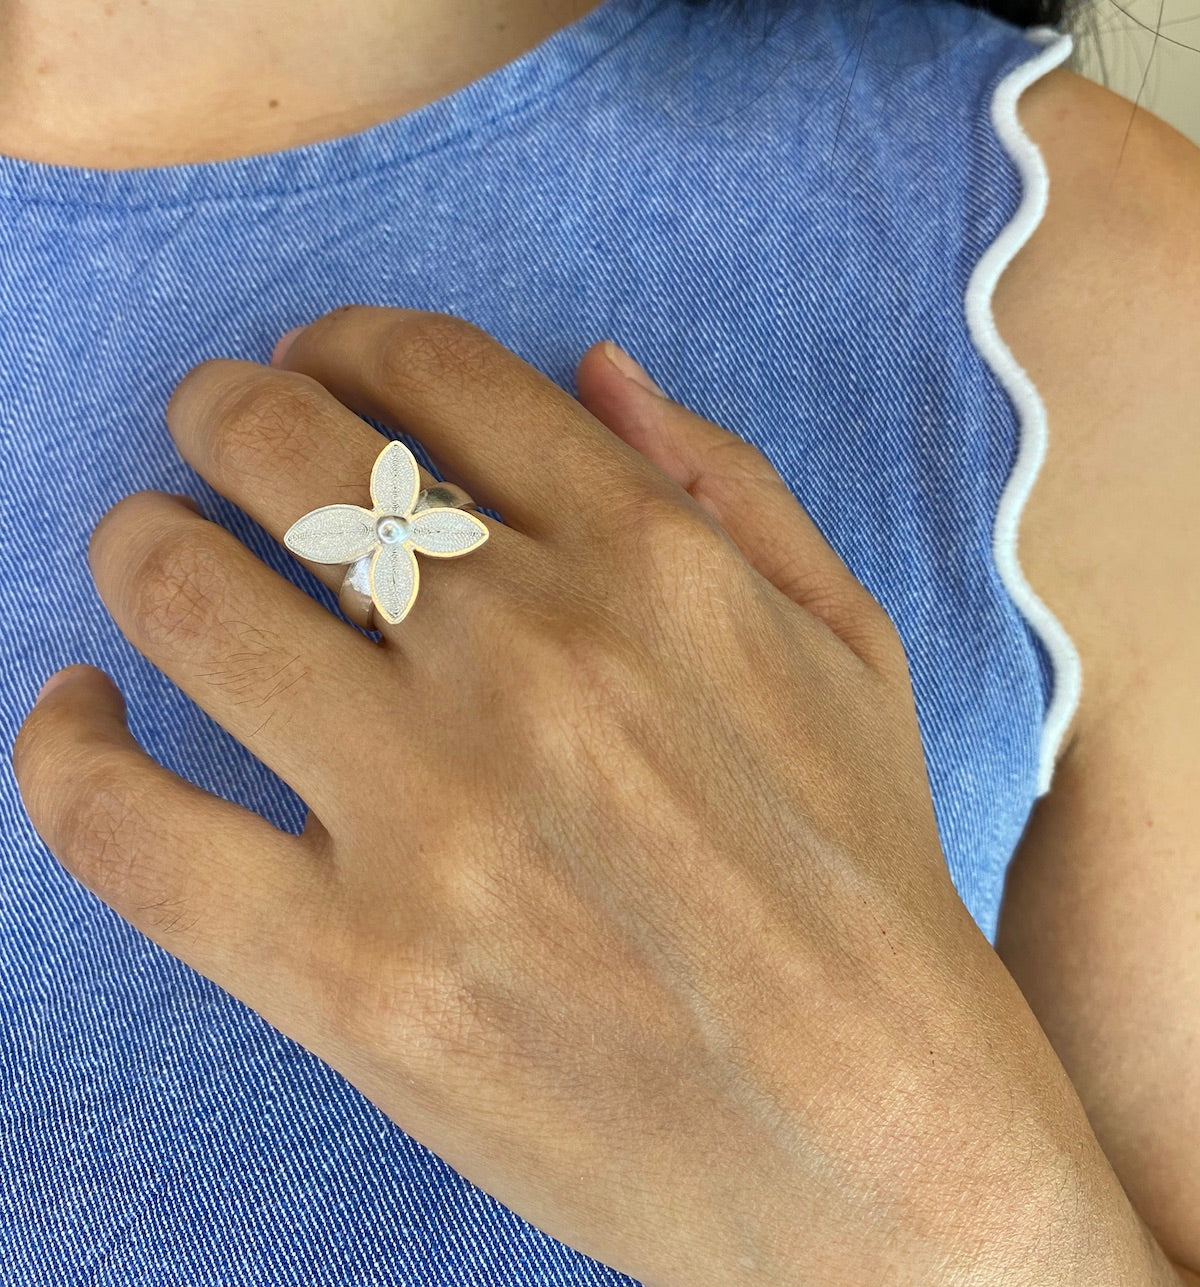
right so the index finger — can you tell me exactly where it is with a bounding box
[11,665,332,1035]
[271,306,675,539]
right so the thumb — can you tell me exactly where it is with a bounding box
[576,340,898,670]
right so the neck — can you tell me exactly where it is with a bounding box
[0,0,600,168]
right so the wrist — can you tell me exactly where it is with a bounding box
[655,1051,1185,1286]
[628,896,1180,1287]
[918,1111,1186,1287]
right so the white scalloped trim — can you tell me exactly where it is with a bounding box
[966,24,1082,798]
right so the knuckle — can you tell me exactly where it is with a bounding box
[124,521,229,652]
[167,356,243,421]
[309,301,391,337]
[816,581,910,678]
[426,823,544,945]
[10,703,62,814]
[556,619,645,706]
[518,617,649,755]
[623,491,729,564]
[208,371,330,482]
[435,856,512,935]
[373,311,497,396]
[56,759,139,888]
[395,959,483,1056]
[706,432,773,478]
[616,492,740,610]
[388,967,473,1055]
[10,699,49,788]
[41,752,146,896]
[863,600,911,675]
[323,938,481,1060]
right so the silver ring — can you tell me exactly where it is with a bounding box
[283,440,489,628]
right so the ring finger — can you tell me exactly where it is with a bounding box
[165,358,533,637]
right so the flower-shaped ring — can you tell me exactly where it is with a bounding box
[283,440,490,628]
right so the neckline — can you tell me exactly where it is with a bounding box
[0,0,668,210]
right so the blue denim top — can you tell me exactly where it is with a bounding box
[0,0,1078,1279]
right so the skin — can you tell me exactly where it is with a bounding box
[4,0,1200,1282]
[994,68,1200,1281]
[0,0,600,167]
[9,309,1190,1286]
[0,0,605,168]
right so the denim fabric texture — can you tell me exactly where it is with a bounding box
[0,0,1075,1279]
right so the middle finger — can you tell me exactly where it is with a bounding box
[166,358,527,622]
[269,306,679,540]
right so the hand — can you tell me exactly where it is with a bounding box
[11,308,1178,1286]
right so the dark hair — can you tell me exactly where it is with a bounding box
[680,0,1081,34]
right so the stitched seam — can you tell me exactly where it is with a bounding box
[964,25,1083,799]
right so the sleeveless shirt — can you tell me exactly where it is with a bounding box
[0,0,1079,1279]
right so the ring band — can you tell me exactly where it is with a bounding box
[283,441,489,628]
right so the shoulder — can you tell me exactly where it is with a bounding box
[990,62,1200,752]
[991,65,1200,1271]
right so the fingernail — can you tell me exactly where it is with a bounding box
[270,326,304,366]
[601,340,666,397]
[37,670,72,701]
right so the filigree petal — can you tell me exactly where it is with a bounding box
[284,505,377,565]
[370,440,421,517]
[370,542,419,625]
[409,508,489,558]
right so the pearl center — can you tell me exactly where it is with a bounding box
[376,515,410,544]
